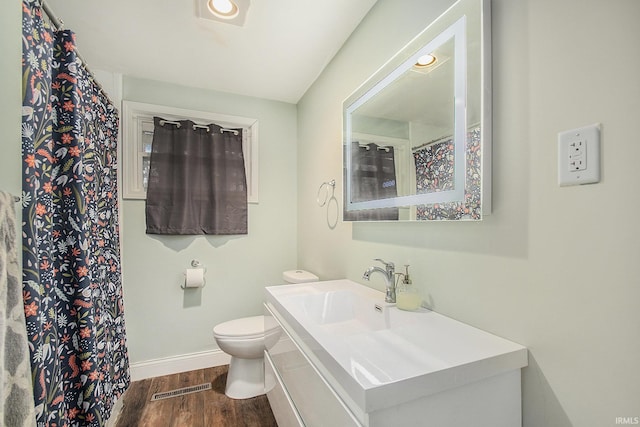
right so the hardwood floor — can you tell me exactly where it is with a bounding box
[115,366,278,427]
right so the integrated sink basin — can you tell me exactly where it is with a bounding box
[282,287,396,332]
[264,280,528,426]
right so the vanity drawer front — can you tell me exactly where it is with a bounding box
[265,351,305,427]
[266,309,362,427]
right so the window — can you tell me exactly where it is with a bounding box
[121,101,258,202]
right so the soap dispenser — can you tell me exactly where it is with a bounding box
[396,265,422,311]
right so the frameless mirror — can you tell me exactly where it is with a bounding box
[343,0,491,221]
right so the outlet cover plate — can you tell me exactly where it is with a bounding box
[558,123,601,186]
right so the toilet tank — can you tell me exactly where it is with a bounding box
[282,270,319,284]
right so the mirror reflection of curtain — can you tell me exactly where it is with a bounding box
[145,117,248,235]
[413,126,482,220]
[345,142,399,221]
[413,136,455,195]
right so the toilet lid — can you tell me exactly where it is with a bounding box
[213,315,277,338]
[282,269,319,283]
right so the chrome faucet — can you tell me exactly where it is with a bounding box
[363,259,396,303]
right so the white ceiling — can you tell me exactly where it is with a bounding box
[46,0,378,104]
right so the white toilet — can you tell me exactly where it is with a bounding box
[213,269,319,399]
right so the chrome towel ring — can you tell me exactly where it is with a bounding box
[317,179,336,207]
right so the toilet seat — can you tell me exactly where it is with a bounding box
[213,315,278,339]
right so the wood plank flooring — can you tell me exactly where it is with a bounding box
[115,366,278,427]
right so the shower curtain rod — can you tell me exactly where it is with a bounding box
[41,0,115,107]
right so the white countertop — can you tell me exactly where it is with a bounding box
[265,279,528,413]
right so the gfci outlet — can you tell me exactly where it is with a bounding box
[558,124,601,186]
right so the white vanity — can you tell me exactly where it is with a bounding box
[264,280,527,427]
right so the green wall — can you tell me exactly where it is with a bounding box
[296,0,640,426]
[121,76,299,363]
[0,0,22,199]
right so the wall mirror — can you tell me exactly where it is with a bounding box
[343,0,491,221]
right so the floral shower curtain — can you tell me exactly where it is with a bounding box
[21,1,130,425]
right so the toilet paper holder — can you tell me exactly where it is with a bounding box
[182,259,206,289]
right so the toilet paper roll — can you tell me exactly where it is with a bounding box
[183,268,205,289]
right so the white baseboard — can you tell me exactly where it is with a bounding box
[129,349,231,381]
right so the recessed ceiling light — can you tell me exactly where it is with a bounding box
[415,54,437,68]
[207,0,239,20]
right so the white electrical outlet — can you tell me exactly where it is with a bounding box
[570,140,585,157]
[558,124,601,186]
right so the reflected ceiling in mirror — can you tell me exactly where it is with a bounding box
[343,0,491,221]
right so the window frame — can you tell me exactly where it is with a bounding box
[121,101,259,203]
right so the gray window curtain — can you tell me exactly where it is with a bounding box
[344,142,399,221]
[145,117,248,235]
